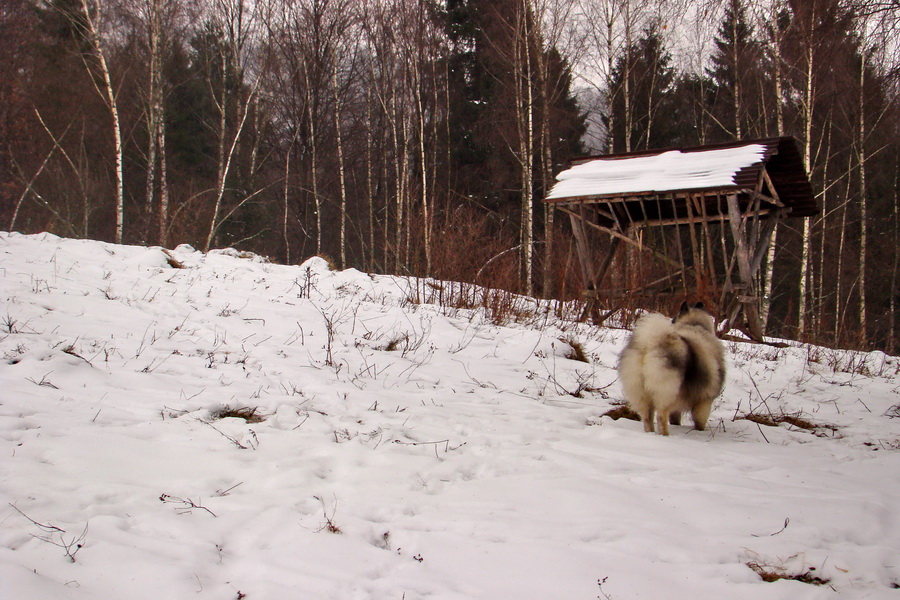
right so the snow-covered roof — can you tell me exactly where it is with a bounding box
[546,144,768,200]
[545,137,818,220]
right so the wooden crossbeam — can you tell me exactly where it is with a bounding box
[557,206,683,271]
[555,180,790,335]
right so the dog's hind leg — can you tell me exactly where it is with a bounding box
[637,403,655,433]
[654,392,681,436]
[691,401,712,431]
[656,410,671,436]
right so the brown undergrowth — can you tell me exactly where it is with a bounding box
[737,409,839,437]
[600,402,641,422]
[209,405,266,423]
[746,560,831,586]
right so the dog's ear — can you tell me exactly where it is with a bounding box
[674,301,689,322]
[693,301,705,311]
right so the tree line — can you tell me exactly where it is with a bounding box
[2,0,898,351]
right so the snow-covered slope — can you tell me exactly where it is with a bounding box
[1,231,898,599]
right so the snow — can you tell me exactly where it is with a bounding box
[546,144,767,200]
[1,231,899,599]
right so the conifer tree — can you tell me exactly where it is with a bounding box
[607,19,676,151]
[706,0,766,141]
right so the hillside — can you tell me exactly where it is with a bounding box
[1,231,898,599]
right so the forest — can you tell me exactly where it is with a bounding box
[1,0,898,351]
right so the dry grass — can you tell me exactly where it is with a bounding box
[316,253,338,271]
[746,561,831,586]
[209,405,266,423]
[561,336,590,363]
[601,402,641,422]
[737,409,838,437]
[160,248,185,269]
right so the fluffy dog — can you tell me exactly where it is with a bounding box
[617,302,726,436]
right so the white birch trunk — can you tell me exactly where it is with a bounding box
[333,67,348,269]
[835,152,853,341]
[857,54,867,340]
[606,11,615,154]
[891,162,898,352]
[816,121,832,334]
[79,0,124,244]
[761,0,787,331]
[514,0,535,296]
[623,0,632,152]
[283,140,292,265]
[205,55,229,251]
[413,2,433,277]
[158,109,169,245]
[798,36,814,335]
[389,91,403,272]
[310,98,321,256]
[731,0,742,140]
[365,90,375,272]
[204,75,260,252]
[538,45,554,297]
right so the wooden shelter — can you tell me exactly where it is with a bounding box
[544,137,817,340]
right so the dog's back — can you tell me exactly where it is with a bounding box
[618,304,725,435]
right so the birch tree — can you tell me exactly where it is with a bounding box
[791,0,820,336]
[758,0,790,331]
[202,0,267,252]
[137,0,180,245]
[332,64,348,268]
[857,49,868,339]
[513,0,536,295]
[68,0,125,244]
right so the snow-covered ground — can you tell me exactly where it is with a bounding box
[1,231,898,600]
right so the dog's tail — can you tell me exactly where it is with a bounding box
[630,313,678,348]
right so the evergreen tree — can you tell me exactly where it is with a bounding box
[607,20,677,151]
[666,72,714,147]
[442,0,584,210]
[540,46,586,181]
[706,0,767,140]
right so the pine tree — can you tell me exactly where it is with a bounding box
[707,0,766,141]
[442,0,583,210]
[607,19,677,151]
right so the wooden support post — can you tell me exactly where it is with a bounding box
[566,206,604,323]
[568,208,596,292]
[726,194,764,340]
[595,236,622,290]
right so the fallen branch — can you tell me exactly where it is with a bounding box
[159,494,217,517]
[751,517,790,537]
[9,503,87,562]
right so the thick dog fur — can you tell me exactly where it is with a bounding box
[617,303,726,436]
